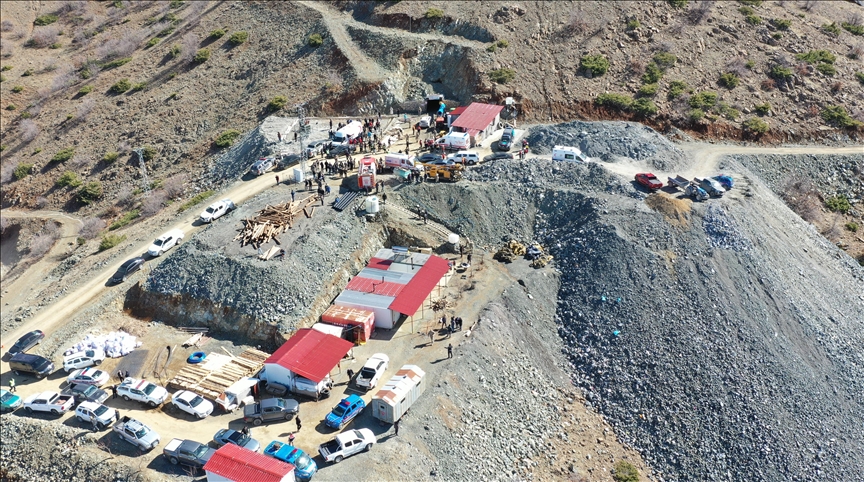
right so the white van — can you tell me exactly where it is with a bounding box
[552,145,590,163]
[435,132,470,150]
[447,151,480,165]
[384,153,416,170]
[332,120,363,144]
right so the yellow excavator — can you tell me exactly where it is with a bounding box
[424,164,463,182]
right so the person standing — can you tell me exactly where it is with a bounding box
[277,132,282,142]
[447,343,453,359]
[381,192,387,205]
[91,417,99,432]
[117,370,124,383]
[111,384,118,399]
[115,410,121,423]
[8,378,15,392]
[296,416,302,432]
[289,433,296,445]
[242,425,250,436]
[275,175,280,185]
[393,419,400,436]
[125,370,130,379]
[429,330,434,345]
[291,190,296,202]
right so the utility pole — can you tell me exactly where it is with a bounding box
[134,148,151,193]
[296,104,309,177]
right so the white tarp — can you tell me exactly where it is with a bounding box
[64,331,142,358]
[312,322,346,339]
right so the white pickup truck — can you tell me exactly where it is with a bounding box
[23,391,74,415]
[318,428,376,464]
[114,416,161,451]
[117,378,168,407]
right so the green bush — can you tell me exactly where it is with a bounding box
[425,8,445,19]
[632,98,658,116]
[6,104,15,110]
[99,233,126,251]
[580,54,609,76]
[13,163,33,180]
[822,22,841,36]
[856,72,864,84]
[796,50,836,65]
[169,44,181,58]
[716,102,740,120]
[50,42,62,49]
[0,75,4,83]
[754,102,771,115]
[486,44,497,53]
[718,72,740,89]
[32,148,42,154]
[771,32,782,40]
[689,91,718,109]
[738,0,762,5]
[595,93,634,110]
[268,95,288,112]
[56,170,82,188]
[78,85,93,95]
[846,222,859,232]
[642,63,663,83]
[110,78,131,93]
[102,151,119,163]
[772,18,791,30]
[209,28,226,39]
[627,19,640,30]
[146,37,161,48]
[169,0,184,8]
[157,25,175,37]
[769,64,793,80]
[689,108,705,121]
[51,147,75,163]
[228,31,248,45]
[637,83,658,97]
[141,145,157,161]
[745,59,755,69]
[109,209,140,230]
[22,69,33,76]
[489,68,516,84]
[825,195,851,213]
[667,0,689,8]
[816,63,836,76]
[496,39,509,48]
[131,81,147,92]
[77,181,103,204]
[34,14,58,26]
[20,111,32,119]
[308,33,323,47]
[214,129,241,148]
[745,14,762,25]
[743,117,769,133]
[653,52,677,70]
[12,85,24,93]
[820,105,863,127]
[667,80,687,99]
[193,48,210,63]
[738,6,754,15]
[178,190,215,212]
[842,22,864,36]
[102,57,132,69]
[612,461,640,482]
[1,65,13,71]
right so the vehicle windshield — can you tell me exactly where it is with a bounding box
[143,384,156,396]
[0,392,13,403]
[359,368,376,378]
[35,360,51,371]
[134,427,148,438]
[332,403,348,417]
[228,431,247,444]
[81,385,96,396]
[193,444,210,458]
[153,239,164,246]
[276,399,286,409]
[294,452,313,469]
[205,207,216,214]
[189,395,204,407]
[94,405,109,416]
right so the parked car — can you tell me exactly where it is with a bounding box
[171,390,214,419]
[426,158,457,167]
[326,144,354,159]
[318,428,376,464]
[114,416,160,451]
[75,401,116,430]
[418,115,432,128]
[355,354,389,391]
[62,383,109,406]
[8,353,54,378]
[8,330,44,356]
[498,127,515,151]
[279,153,302,169]
[109,257,145,284]
[417,153,444,164]
[305,141,326,158]
[199,199,235,223]
[635,173,664,190]
[63,349,106,373]
[325,394,365,430]
[0,389,22,412]
[213,428,261,452]
[447,151,480,166]
[117,378,168,407]
[243,397,299,426]
[483,152,514,163]
[250,157,276,176]
[696,177,726,197]
[264,441,318,481]
[23,391,74,415]
[148,229,184,257]
[713,174,735,190]
[67,368,110,387]
[163,438,215,471]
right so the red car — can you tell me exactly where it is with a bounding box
[635,173,663,190]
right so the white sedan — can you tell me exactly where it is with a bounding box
[67,368,110,387]
[200,199,235,223]
[171,390,214,419]
[148,229,185,257]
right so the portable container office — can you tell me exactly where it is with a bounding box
[371,365,425,424]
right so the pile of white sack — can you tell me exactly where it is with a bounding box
[64,331,142,358]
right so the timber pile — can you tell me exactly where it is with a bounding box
[166,348,270,400]
[234,195,321,247]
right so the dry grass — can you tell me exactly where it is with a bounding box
[79,217,107,239]
[645,193,692,227]
[19,119,40,143]
[780,175,821,222]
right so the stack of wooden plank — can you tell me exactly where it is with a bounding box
[166,348,270,400]
[234,195,321,247]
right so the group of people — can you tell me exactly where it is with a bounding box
[440,315,464,336]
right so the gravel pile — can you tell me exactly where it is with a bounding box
[525,120,690,171]
[703,205,753,251]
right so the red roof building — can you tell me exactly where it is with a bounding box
[265,328,354,383]
[204,443,294,482]
[450,102,504,145]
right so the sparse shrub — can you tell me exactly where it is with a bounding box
[141,145,157,161]
[688,0,713,25]
[6,104,15,110]
[496,39,509,48]
[214,129,241,148]
[110,78,131,93]
[825,195,851,213]
[754,102,771,115]
[169,0,184,9]
[1,65,11,71]
[626,18,640,30]
[772,18,791,30]
[653,52,677,70]
[19,119,40,142]
[78,85,93,95]
[642,63,663,83]
[131,81,147,92]
[308,33,323,47]
[628,59,646,75]
[738,0,762,5]
[162,174,187,199]
[425,8,444,19]
[12,85,24,93]
[612,461,640,482]
[102,57,131,69]
[815,63,836,76]
[209,28,226,39]
[489,68,516,84]
[1,20,13,32]
[716,102,740,120]
[760,78,776,90]
[632,98,658,116]
[820,105,862,127]
[846,222,859,232]
[52,147,75,163]
[268,95,288,112]
[34,14,58,26]
[56,170,82,187]
[580,54,609,76]
[743,117,769,133]
[79,217,106,239]
[638,83,658,97]
[796,50,836,65]
[13,163,33,180]
[33,148,42,154]
[745,14,762,25]
[178,190,214,212]
[771,32,782,40]
[169,44,181,58]
[769,64,793,80]
[486,44,497,53]
[745,59,755,69]
[27,232,57,258]
[842,22,864,36]
[850,45,864,59]
[667,0,688,9]
[23,69,33,76]
[28,26,60,48]
[146,37,160,48]
[689,108,705,121]
[595,93,634,110]
[141,190,167,217]
[856,72,864,84]
[109,209,140,230]
[103,151,119,163]
[718,72,740,89]
[821,22,841,36]
[99,233,125,251]
[193,48,210,63]
[688,91,717,109]
[228,31,248,45]
[738,6,754,15]
[77,180,103,204]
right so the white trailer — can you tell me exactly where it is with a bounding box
[371,365,425,424]
[332,120,363,144]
